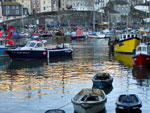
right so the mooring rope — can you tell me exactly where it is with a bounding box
[58,102,72,109]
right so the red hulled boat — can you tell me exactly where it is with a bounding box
[132,42,150,67]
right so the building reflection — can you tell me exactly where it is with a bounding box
[0,57,99,99]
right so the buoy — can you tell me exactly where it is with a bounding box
[43,52,46,55]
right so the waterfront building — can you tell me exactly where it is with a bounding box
[1,1,23,21]
[51,0,107,12]
[51,0,72,11]
[107,1,130,16]
[16,0,31,14]
[40,0,51,13]
[30,0,40,14]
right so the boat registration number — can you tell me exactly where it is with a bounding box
[12,52,30,54]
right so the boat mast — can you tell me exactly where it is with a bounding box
[93,0,95,32]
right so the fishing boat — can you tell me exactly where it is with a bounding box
[113,33,140,54]
[5,40,73,60]
[132,42,150,67]
[92,73,113,88]
[71,88,107,113]
[40,31,52,37]
[116,94,142,112]
[71,27,86,39]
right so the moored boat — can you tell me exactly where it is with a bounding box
[113,33,140,54]
[71,88,107,113]
[71,27,86,39]
[132,42,150,67]
[116,94,142,112]
[5,40,73,60]
[88,32,105,39]
[92,72,113,88]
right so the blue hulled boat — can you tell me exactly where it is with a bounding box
[92,72,113,88]
[6,40,73,60]
[116,94,142,112]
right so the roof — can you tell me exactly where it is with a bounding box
[110,1,129,5]
[104,7,120,14]
[2,2,22,6]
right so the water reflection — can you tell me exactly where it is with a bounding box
[7,57,73,70]
[8,59,47,70]
[0,57,10,70]
[113,53,133,68]
[1,38,150,113]
[132,66,150,87]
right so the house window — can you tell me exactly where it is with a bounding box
[16,6,19,9]
[16,10,19,14]
[6,6,9,9]
[12,6,15,9]
[6,10,10,15]
[43,1,45,4]
[43,7,46,10]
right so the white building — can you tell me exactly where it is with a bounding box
[40,0,51,13]
[16,0,32,14]
[71,0,105,11]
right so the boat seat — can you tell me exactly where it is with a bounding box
[81,95,99,102]
[120,96,138,103]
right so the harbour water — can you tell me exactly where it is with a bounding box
[0,37,150,113]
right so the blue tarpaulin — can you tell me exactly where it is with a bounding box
[12,32,20,38]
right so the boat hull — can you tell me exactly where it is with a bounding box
[92,79,113,88]
[73,101,105,113]
[72,88,106,113]
[133,54,150,67]
[114,38,140,54]
[92,73,113,88]
[6,49,72,60]
[116,94,142,110]
[71,35,86,39]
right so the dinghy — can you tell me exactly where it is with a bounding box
[116,94,142,112]
[71,88,107,113]
[92,73,113,88]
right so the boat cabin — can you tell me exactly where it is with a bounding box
[20,40,46,50]
[119,33,138,41]
[135,43,150,55]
